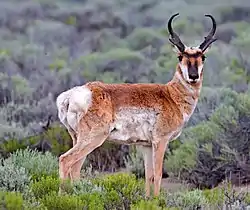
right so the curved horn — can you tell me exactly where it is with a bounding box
[168,13,185,52]
[199,14,217,52]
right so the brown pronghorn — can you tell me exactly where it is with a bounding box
[56,13,217,197]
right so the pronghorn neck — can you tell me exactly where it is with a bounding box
[166,65,203,117]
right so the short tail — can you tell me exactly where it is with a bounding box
[56,86,92,131]
[56,89,71,128]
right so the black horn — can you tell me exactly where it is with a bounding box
[168,13,185,52]
[199,14,217,52]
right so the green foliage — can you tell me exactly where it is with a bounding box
[165,142,197,176]
[74,48,146,82]
[0,73,32,99]
[71,179,104,195]
[0,191,24,210]
[166,91,250,188]
[93,172,145,209]
[45,126,71,156]
[0,139,27,154]
[202,187,225,207]
[41,192,85,210]
[166,189,208,209]
[5,148,58,181]
[124,146,144,178]
[131,199,168,210]
[93,30,128,52]
[0,160,30,192]
[49,59,67,71]
[31,176,60,199]
[126,28,165,50]
[231,26,250,54]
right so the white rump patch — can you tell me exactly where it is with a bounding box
[56,85,92,132]
[108,107,157,145]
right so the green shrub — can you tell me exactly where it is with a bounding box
[126,28,165,51]
[41,192,85,210]
[124,146,144,178]
[0,160,30,192]
[31,176,60,199]
[49,59,67,71]
[71,179,104,195]
[31,176,105,209]
[79,192,105,210]
[73,48,146,82]
[0,191,24,210]
[131,199,168,210]
[202,187,225,207]
[44,126,72,157]
[93,172,145,209]
[0,139,27,154]
[5,148,58,180]
[166,189,208,209]
[165,92,250,188]
[165,141,197,176]
[92,29,128,52]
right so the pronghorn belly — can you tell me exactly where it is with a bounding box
[108,108,157,145]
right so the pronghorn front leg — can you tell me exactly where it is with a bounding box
[152,140,168,197]
[137,145,154,197]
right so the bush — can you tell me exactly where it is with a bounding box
[72,48,154,83]
[124,146,145,178]
[41,192,85,210]
[131,199,168,210]
[0,191,24,210]
[166,92,250,188]
[126,28,165,51]
[202,187,225,208]
[5,148,58,180]
[93,172,145,209]
[0,160,30,192]
[31,176,60,199]
[166,189,208,209]
[71,179,104,195]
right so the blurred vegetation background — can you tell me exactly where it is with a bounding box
[1,0,250,190]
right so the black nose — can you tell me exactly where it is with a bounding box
[188,73,199,80]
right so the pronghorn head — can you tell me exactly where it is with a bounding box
[167,13,217,84]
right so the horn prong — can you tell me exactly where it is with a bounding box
[167,13,185,52]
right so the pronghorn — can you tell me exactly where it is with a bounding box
[56,13,217,197]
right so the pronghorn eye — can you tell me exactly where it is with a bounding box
[201,55,206,62]
[178,55,183,62]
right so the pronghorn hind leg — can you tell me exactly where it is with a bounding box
[59,125,110,193]
[69,157,86,181]
[68,128,86,181]
[68,127,77,147]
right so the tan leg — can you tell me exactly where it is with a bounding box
[137,145,154,197]
[68,127,77,146]
[59,127,109,180]
[69,157,86,180]
[152,141,167,197]
[68,129,85,180]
